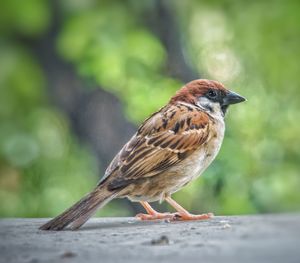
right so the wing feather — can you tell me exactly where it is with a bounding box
[100,103,211,188]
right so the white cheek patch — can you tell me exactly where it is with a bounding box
[196,97,214,112]
[197,97,223,120]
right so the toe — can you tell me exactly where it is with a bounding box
[192,213,211,220]
[135,213,152,220]
[173,212,214,221]
[135,212,175,221]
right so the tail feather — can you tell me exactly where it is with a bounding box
[39,185,117,231]
[69,191,117,230]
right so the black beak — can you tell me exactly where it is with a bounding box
[223,90,246,106]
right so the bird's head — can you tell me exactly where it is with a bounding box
[170,79,246,116]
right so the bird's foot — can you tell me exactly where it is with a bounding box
[173,212,214,221]
[135,212,176,221]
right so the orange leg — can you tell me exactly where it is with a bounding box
[136,201,175,220]
[165,196,214,221]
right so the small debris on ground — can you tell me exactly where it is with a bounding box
[222,223,231,229]
[60,251,77,258]
[151,235,170,245]
[220,220,229,224]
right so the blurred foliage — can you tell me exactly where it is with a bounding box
[0,0,299,217]
[0,41,98,217]
[56,2,180,122]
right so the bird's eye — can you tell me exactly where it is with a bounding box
[207,90,217,98]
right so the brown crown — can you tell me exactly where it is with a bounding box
[170,79,228,104]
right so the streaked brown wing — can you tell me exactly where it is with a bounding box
[100,103,210,189]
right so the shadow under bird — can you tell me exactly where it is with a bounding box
[40,79,246,231]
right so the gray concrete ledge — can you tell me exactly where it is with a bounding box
[1,214,300,263]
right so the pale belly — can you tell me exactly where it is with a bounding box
[167,135,223,194]
[126,123,225,202]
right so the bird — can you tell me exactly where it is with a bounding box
[40,79,245,231]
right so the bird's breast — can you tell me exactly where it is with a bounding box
[169,119,225,190]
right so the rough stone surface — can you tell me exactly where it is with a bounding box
[0,214,300,263]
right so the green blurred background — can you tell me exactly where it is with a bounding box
[0,0,299,218]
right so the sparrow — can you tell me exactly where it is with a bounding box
[40,79,245,231]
